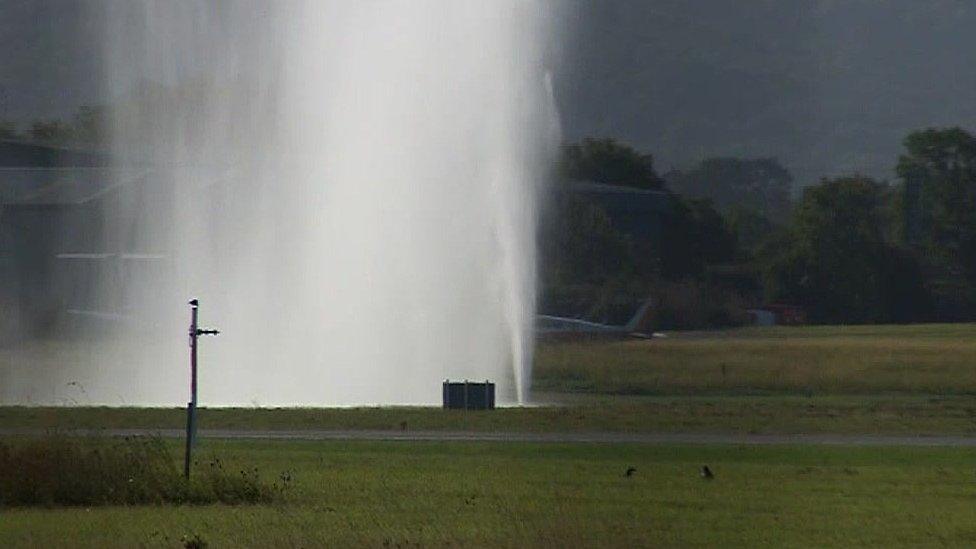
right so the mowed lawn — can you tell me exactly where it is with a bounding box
[3,439,976,548]
[5,326,976,547]
[535,323,976,395]
[5,394,976,435]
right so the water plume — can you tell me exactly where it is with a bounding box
[39,1,559,406]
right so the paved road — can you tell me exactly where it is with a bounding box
[4,428,976,446]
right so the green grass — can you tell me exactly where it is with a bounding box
[3,438,976,547]
[535,323,976,395]
[5,325,976,545]
[3,393,976,436]
[4,323,976,437]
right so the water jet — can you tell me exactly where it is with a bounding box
[0,2,560,407]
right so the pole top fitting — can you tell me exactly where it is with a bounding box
[189,298,199,307]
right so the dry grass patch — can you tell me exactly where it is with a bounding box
[536,324,976,395]
[0,435,282,507]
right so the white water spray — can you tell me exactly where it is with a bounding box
[22,1,557,406]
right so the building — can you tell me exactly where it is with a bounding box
[0,140,158,339]
[563,180,672,248]
[747,304,807,326]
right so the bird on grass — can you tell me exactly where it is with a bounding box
[625,467,637,477]
[700,465,714,480]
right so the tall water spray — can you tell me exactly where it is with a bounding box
[30,1,559,406]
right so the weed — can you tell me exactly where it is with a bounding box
[181,533,208,549]
[0,434,278,507]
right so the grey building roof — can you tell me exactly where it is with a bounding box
[567,180,670,198]
[0,140,146,206]
[0,140,111,168]
[0,167,148,206]
[566,180,672,213]
[563,180,674,243]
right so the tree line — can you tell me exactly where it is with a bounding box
[0,106,107,145]
[547,130,976,327]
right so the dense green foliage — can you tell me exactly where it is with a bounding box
[726,206,777,253]
[896,127,976,316]
[660,197,737,279]
[552,128,976,326]
[761,177,927,323]
[558,137,664,189]
[0,119,17,139]
[541,193,635,288]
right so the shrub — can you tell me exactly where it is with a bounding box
[0,434,279,507]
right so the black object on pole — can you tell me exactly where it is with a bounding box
[184,298,220,479]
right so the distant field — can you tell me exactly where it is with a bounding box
[535,323,976,396]
[4,439,976,547]
[3,323,976,436]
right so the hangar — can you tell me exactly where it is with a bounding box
[1,141,676,341]
[0,140,163,339]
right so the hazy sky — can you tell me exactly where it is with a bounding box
[556,0,976,185]
[2,0,975,186]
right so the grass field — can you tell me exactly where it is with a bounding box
[4,324,976,436]
[3,393,976,436]
[4,438,976,547]
[535,323,976,396]
[4,325,976,547]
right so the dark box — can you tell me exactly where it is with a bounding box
[442,380,495,410]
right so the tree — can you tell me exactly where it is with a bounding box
[540,193,637,288]
[24,105,110,146]
[558,138,664,190]
[0,119,17,140]
[667,157,793,223]
[726,206,776,254]
[660,197,737,280]
[537,192,646,323]
[763,176,927,323]
[29,119,74,143]
[896,127,976,285]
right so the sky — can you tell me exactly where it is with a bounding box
[2,0,975,187]
[556,0,976,185]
